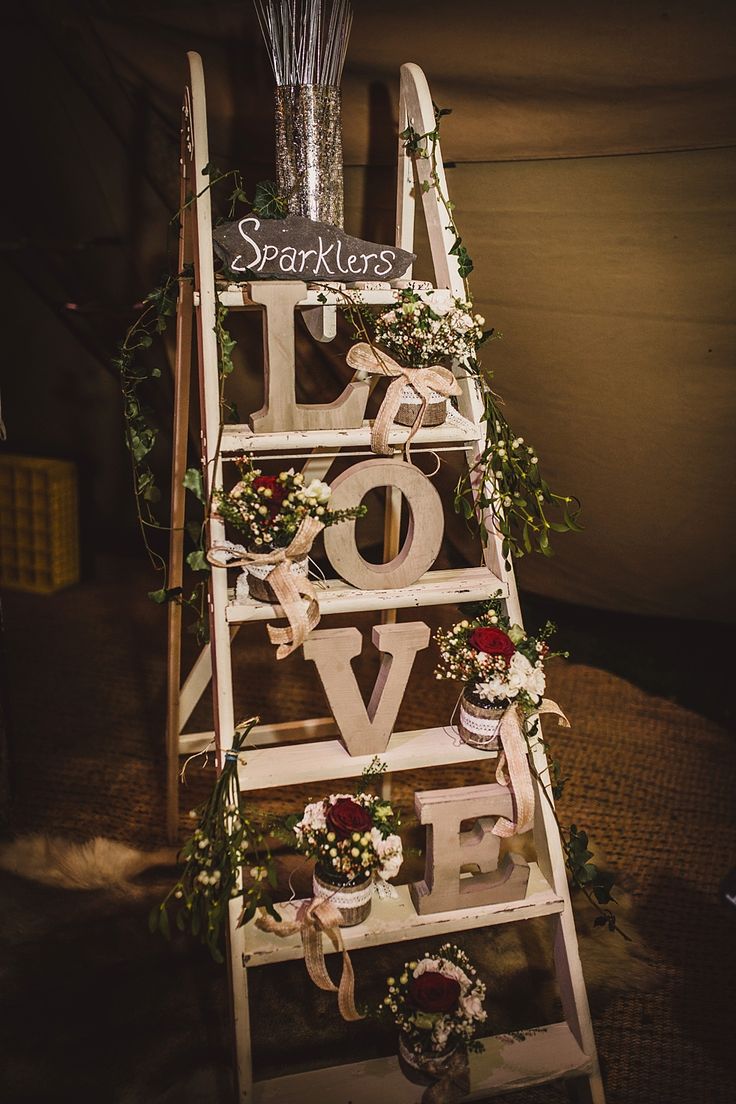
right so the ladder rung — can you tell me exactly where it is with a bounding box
[242,865,563,968]
[251,1021,592,1103]
[195,282,439,310]
[221,414,480,454]
[237,722,500,791]
[226,566,507,624]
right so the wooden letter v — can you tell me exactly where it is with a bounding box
[302,622,430,757]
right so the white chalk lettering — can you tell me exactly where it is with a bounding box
[260,244,279,270]
[347,254,362,274]
[237,216,262,270]
[279,246,297,273]
[298,248,317,269]
[315,236,335,275]
[375,249,397,278]
[361,252,377,273]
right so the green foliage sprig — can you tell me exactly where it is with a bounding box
[151,717,280,962]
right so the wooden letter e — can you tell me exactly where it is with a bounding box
[410,783,530,915]
[302,622,430,756]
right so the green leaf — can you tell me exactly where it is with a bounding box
[183,467,204,502]
[148,905,161,934]
[148,586,182,604]
[186,550,209,573]
[253,179,287,219]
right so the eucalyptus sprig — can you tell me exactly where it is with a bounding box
[151,717,281,962]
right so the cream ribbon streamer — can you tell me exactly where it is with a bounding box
[256,897,365,1022]
[208,515,324,659]
[492,699,570,838]
[346,343,461,457]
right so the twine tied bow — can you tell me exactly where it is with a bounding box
[256,896,364,1022]
[208,514,324,659]
[346,343,461,457]
[492,699,570,837]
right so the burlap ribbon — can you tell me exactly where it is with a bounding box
[346,343,461,456]
[492,699,570,838]
[208,515,324,659]
[256,897,364,1022]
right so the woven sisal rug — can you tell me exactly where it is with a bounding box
[1,563,735,1102]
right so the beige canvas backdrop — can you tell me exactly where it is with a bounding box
[0,0,734,619]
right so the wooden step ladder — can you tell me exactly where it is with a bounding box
[166,50,605,1104]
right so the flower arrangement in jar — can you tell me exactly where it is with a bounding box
[434,597,564,748]
[214,457,366,601]
[370,288,484,428]
[378,943,486,1072]
[292,791,403,926]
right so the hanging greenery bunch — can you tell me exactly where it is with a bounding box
[397,107,582,566]
[150,718,281,962]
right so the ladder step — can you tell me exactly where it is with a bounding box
[252,1021,592,1103]
[237,722,501,790]
[226,566,507,624]
[242,865,563,969]
[197,282,437,310]
[221,413,480,454]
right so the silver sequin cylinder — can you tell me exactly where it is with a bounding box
[275,84,344,227]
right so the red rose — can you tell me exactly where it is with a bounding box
[469,626,516,663]
[326,798,373,839]
[408,971,461,1013]
[253,475,286,512]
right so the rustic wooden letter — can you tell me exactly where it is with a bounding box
[249,281,370,433]
[323,458,444,590]
[410,783,530,915]
[302,621,430,756]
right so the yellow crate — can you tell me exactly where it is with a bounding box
[0,454,79,594]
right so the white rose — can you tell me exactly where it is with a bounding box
[370,828,403,880]
[295,800,327,835]
[506,651,546,700]
[304,478,331,504]
[412,958,441,978]
[475,676,514,702]
[460,993,485,1020]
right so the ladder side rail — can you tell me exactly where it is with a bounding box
[165,92,196,842]
[187,50,252,1104]
[187,51,237,764]
[398,63,513,599]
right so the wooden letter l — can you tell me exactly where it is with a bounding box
[302,622,430,756]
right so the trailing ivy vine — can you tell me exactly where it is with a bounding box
[116,170,285,643]
[400,105,582,565]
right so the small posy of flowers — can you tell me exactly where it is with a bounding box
[434,597,564,711]
[292,792,403,885]
[372,287,486,369]
[378,943,487,1056]
[214,456,366,551]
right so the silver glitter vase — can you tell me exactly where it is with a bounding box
[275,84,344,227]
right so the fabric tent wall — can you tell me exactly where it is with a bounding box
[0,0,734,619]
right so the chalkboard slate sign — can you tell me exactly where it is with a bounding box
[213,214,415,283]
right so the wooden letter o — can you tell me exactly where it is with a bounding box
[323,458,444,590]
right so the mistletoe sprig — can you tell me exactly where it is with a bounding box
[151,717,280,962]
[400,106,581,564]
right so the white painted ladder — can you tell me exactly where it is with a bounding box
[166,50,605,1104]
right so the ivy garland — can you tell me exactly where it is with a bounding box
[400,106,582,566]
[116,170,285,642]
